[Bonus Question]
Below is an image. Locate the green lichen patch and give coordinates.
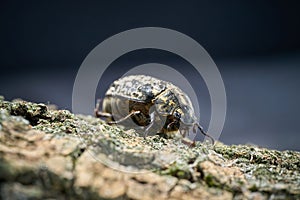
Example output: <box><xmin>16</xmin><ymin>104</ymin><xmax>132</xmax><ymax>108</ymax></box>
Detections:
<box><xmin>213</xmin><ymin>142</ymin><xmax>300</xmax><ymax>197</ymax></box>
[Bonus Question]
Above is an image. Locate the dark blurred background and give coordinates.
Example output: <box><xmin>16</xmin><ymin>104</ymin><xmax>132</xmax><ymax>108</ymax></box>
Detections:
<box><xmin>0</xmin><ymin>1</ymin><xmax>299</xmax><ymax>150</ymax></box>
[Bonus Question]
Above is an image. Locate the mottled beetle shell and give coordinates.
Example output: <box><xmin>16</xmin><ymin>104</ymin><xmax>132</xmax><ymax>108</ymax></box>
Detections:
<box><xmin>102</xmin><ymin>75</ymin><xmax>198</xmax><ymax>136</ymax></box>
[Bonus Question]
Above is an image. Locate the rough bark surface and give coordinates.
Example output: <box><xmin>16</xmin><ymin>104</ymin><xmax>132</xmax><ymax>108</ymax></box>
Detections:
<box><xmin>0</xmin><ymin>97</ymin><xmax>299</xmax><ymax>200</ymax></box>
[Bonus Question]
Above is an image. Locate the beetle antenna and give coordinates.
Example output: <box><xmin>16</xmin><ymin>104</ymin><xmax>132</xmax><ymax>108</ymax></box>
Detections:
<box><xmin>196</xmin><ymin>123</ymin><xmax>215</xmax><ymax>144</ymax></box>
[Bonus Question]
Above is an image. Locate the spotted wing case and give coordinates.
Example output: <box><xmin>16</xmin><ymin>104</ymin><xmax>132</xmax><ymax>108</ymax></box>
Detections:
<box><xmin>105</xmin><ymin>75</ymin><xmax>167</xmax><ymax>102</ymax></box>
<box><xmin>105</xmin><ymin>75</ymin><xmax>197</xmax><ymax>124</ymax></box>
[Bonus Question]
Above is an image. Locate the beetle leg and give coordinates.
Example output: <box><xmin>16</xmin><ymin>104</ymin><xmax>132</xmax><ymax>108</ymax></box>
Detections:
<box><xmin>94</xmin><ymin>99</ymin><xmax>112</xmax><ymax>118</ymax></box>
<box><xmin>107</xmin><ymin>110</ymin><xmax>141</xmax><ymax>125</ymax></box>
<box><xmin>95</xmin><ymin>111</ymin><xmax>112</xmax><ymax>118</ymax></box>
<box><xmin>195</xmin><ymin>123</ymin><xmax>215</xmax><ymax>144</ymax></box>
<box><xmin>143</xmin><ymin>122</ymin><xmax>153</xmax><ymax>138</ymax></box>
<box><xmin>167</xmin><ymin>122</ymin><xmax>176</xmax><ymax>131</ymax></box>
<box><xmin>179</xmin><ymin>129</ymin><xmax>184</xmax><ymax>137</ymax></box>
<box><xmin>181</xmin><ymin>128</ymin><xmax>189</xmax><ymax>137</ymax></box>
<box><xmin>193</xmin><ymin>124</ymin><xmax>197</xmax><ymax>133</ymax></box>
<box><xmin>142</xmin><ymin>111</ymin><xmax>157</xmax><ymax>138</ymax></box>
<box><xmin>181</xmin><ymin>138</ymin><xmax>196</xmax><ymax>148</ymax></box>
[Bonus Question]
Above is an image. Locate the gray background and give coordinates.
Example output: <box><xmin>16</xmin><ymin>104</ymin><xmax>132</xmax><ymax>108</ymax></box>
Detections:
<box><xmin>0</xmin><ymin>1</ymin><xmax>299</xmax><ymax>151</ymax></box>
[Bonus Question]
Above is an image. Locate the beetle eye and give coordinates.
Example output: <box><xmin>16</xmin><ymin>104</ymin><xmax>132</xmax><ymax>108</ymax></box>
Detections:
<box><xmin>174</xmin><ymin>112</ymin><xmax>181</xmax><ymax>119</ymax></box>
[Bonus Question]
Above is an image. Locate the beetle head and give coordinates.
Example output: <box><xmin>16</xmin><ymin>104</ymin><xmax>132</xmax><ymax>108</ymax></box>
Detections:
<box><xmin>174</xmin><ymin>107</ymin><xmax>215</xmax><ymax>144</ymax></box>
<box><xmin>174</xmin><ymin>106</ymin><xmax>197</xmax><ymax>125</ymax></box>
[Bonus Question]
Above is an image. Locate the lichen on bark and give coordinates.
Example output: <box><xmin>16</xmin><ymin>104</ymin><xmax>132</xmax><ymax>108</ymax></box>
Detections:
<box><xmin>0</xmin><ymin>97</ymin><xmax>299</xmax><ymax>199</ymax></box>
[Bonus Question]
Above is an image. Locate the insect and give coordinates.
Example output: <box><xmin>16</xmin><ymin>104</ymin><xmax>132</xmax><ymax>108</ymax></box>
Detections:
<box><xmin>95</xmin><ymin>75</ymin><xmax>214</xmax><ymax>145</ymax></box>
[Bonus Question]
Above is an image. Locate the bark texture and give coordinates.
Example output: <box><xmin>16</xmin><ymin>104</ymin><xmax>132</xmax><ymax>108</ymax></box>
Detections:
<box><xmin>0</xmin><ymin>98</ymin><xmax>299</xmax><ymax>200</ymax></box>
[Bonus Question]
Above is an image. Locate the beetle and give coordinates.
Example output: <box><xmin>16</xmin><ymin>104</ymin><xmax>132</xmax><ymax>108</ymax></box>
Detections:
<box><xmin>94</xmin><ymin>75</ymin><xmax>214</xmax><ymax>145</ymax></box>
